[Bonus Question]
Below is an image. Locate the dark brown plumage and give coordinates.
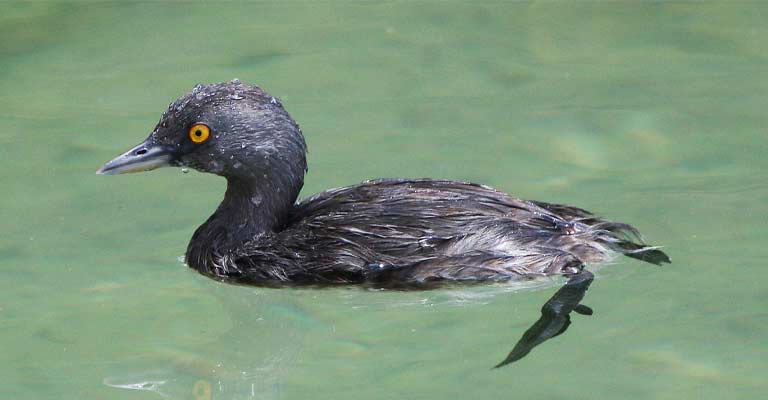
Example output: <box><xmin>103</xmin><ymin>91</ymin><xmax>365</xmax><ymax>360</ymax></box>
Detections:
<box><xmin>98</xmin><ymin>80</ymin><xmax>669</xmax><ymax>287</ymax></box>
<box><xmin>98</xmin><ymin>81</ymin><xmax>672</xmax><ymax>366</ymax></box>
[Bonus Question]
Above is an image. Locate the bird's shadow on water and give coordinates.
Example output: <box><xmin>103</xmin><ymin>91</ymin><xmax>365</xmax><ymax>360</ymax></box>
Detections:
<box><xmin>102</xmin><ymin>272</ymin><xmax>595</xmax><ymax>399</ymax></box>
<box><xmin>339</xmin><ymin>270</ymin><xmax>595</xmax><ymax>369</ymax></box>
<box><xmin>351</xmin><ymin>270</ymin><xmax>596</xmax><ymax>369</ymax></box>
<box><xmin>494</xmin><ymin>270</ymin><xmax>594</xmax><ymax>368</ymax></box>
<box><xmin>362</xmin><ymin>270</ymin><xmax>596</xmax><ymax>368</ymax></box>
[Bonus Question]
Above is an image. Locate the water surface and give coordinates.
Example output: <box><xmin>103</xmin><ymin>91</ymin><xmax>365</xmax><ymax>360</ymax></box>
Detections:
<box><xmin>1</xmin><ymin>2</ymin><xmax>766</xmax><ymax>399</ymax></box>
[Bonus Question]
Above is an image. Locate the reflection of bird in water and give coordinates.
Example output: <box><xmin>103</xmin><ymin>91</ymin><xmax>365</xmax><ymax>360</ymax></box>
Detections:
<box><xmin>98</xmin><ymin>81</ymin><xmax>669</xmax><ymax>366</ymax></box>
<box><xmin>102</xmin><ymin>308</ymin><xmax>304</xmax><ymax>398</ymax></box>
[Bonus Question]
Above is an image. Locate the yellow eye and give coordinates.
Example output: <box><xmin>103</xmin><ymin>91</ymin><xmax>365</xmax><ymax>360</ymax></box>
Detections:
<box><xmin>189</xmin><ymin>124</ymin><xmax>210</xmax><ymax>144</ymax></box>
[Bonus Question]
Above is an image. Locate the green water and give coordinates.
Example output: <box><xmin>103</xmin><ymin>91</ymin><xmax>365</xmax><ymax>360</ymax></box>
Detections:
<box><xmin>2</xmin><ymin>2</ymin><xmax>766</xmax><ymax>399</ymax></box>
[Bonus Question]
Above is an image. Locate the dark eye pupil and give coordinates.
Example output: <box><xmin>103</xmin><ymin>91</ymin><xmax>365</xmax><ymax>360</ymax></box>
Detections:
<box><xmin>195</xmin><ymin>130</ymin><xmax>202</xmax><ymax>136</ymax></box>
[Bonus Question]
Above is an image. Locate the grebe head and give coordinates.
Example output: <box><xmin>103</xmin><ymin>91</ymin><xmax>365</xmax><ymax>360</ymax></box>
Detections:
<box><xmin>97</xmin><ymin>80</ymin><xmax>307</xmax><ymax>186</ymax></box>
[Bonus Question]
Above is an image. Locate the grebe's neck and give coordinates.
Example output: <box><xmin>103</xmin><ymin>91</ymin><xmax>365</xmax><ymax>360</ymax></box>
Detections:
<box><xmin>185</xmin><ymin>175</ymin><xmax>301</xmax><ymax>275</ymax></box>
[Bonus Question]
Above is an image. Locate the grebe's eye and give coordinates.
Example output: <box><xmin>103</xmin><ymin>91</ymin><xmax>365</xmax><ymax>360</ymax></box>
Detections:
<box><xmin>189</xmin><ymin>124</ymin><xmax>210</xmax><ymax>144</ymax></box>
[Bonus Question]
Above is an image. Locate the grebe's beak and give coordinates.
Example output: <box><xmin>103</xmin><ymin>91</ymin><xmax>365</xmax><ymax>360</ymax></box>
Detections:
<box><xmin>97</xmin><ymin>138</ymin><xmax>175</xmax><ymax>175</ymax></box>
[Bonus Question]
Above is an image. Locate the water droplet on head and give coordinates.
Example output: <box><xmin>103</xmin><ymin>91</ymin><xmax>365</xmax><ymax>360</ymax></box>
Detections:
<box><xmin>230</xmin><ymin>78</ymin><xmax>241</xmax><ymax>84</ymax></box>
<box><xmin>209</xmin><ymin>161</ymin><xmax>223</xmax><ymax>173</ymax></box>
<box><xmin>229</xmin><ymin>93</ymin><xmax>244</xmax><ymax>100</ymax></box>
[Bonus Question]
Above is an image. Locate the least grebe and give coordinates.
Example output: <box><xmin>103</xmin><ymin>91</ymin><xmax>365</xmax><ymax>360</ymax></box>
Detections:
<box><xmin>98</xmin><ymin>81</ymin><xmax>668</xmax><ymax>286</ymax></box>
<box><xmin>98</xmin><ymin>81</ymin><xmax>670</xmax><ymax>366</ymax></box>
